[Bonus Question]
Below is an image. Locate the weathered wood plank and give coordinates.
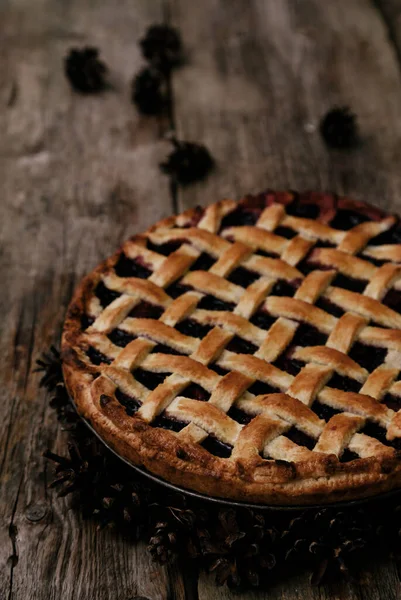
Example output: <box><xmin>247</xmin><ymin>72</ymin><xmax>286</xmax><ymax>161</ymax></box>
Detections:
<box><xmin>169</xmin><ymin>0</ymin><xmax>401</xmax><ymax>598</ymax></box>
<box><xmin>171</xmin><ymin>0</ymin><xmax>401</xmax><ymax>214</ymax></box>
<box><xmin>0</xmin><ymin>1</ymin><xmax>179</xmax><ymax>599</ymax></box>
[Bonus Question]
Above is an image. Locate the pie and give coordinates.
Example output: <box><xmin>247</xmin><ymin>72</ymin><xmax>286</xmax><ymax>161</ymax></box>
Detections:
<box><xmin>62</xmin><ymin>191</ymin><xmax>401</xmax><ymax>505</ymax></box>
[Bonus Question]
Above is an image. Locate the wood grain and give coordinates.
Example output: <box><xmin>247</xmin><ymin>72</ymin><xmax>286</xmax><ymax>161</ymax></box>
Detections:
<box><xmin>2</xmin><ymin>0</ymin><xmax>401</xmax><ymax>599</ymax></box>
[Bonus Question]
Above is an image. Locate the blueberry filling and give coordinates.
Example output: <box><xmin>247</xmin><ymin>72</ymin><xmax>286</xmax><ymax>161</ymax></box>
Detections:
<box><xmin>189</xmin><ymin>252</ymin><xmax>215</xmax><ymax>271</ymax></box>
<box><xmin>382</xmin><ymin>394</ymin><xmax>401</xmax><ymax>412</ymax></box>
<box><xmin>274</xmin><ymin>226</ymin><xmax>297</xmax><ymax>239</ymax></box>
<box><xmin>248</xmin><ymin>381</ymin><xmax>280</xmax><ymax>396</ymax></box>
<box><xmin>333</xmin><ymin>274</ymin><xmax>367</xmax><ymax>294</ymax></box>
<box><xmin>146</xmin><ymin>240</ymin><xmax>183</xmax><ymax>255</ymax></box>
<box><xmin>198</xmin><ymin>295</ymin><xmax>235</xmax><ymax>311</ymax></box>
<box><xmin>250</xmin><ymin>310</ymin><xmax>275</xmax><ymax>330</ymax></box>
<box><xmin>115</xmin><ymin>389</ymin><xmax>140</xmax><ymax>416</ymax></box>
<box><xmin>227</xmin><ymin>406</ymin><xmax>253</xmax><ymax>425</ymax></box>
<box><xmin>152</xmin><ymin>343</ymin><xmax>183</xmax><ymax>356</ymax></box>
<box><xmin>81</xmin><ymin>314</ymin><xmax>95</xmax><ymax>330</ymax></box>
<box><xmin>349</xmin><ymin>342</ymin><xmax>387</xmax><ymax>372</ymax></box>
<box><xmin>315</xmin><ymin>297</ymin><xmax>344</xmax><ymax>318</ymax></box>
<box><xmin>152</xmin><ymin>412</ymin><xmax>187</xmax><ymax>432</ymax></box>
<box><xmin>255</xmin><ymin>249</ymin><xmax>279</xmax><ymax>258</ymax></box>
<box><xmin>360</xmin><ymin>422</ymin><xmax>401</xmax><ymax>451</ymax></box>
<box><xmin>285</xmin><ymin>426</ymin><xmax>315</xmax><ymax>450</ymax></box>
<box><xmin>114</xmin><ymin>254</ymin><xmax>152</xmax><ymax>278</ymax></box>
<box><xmin>165</xmin><ymin>282</ymin><xmax>192</xmax><ymax>299</ymax></box>
<box><xmin>273</xmin><ymin>355</ymin><xmax>304</xmax><ymax>376</ymax></box>
<box><xmin>183</xmin><ymin>383</ymin><xmax>210</xmax><ymax>401</ymax></box>
<box><xmin>209</xmin><ymin>364</ymin><xmax>229</xmax><ymax>377</ymax></box>
<box><xmin>134</xmin><ymin>368</ymin><xmax>169</xmax><ymax>389</ymax></box>
<box><xmin>220</xmin><ymin>207</ymin><xmax>259</xmax><ymax>230</ymax></box>
<box><xmin>340</xmin><ymin>449</ymin><xmax>360</xmax><ymax>463</ymax></box>
<box><xmin>330</xmin><ymin>210</ymin><xmax>370</xmax><ymax>230</ymax></box>
<box><xmin>292</xmin><ymin>324</ymin><xmax>327</xmax><ymax>347</ymax></box>
<box><xmin>228</xmin><ymin>267</ymin><xmax>259</xmax><ymax>288</ymax></box>
<box><xmin>201</xmin><ymin>435</ymin><xmax>232</xmax><ymax>458</ymax></box>
<box><xmin>271</xmin><ymin>280</ymin><xmax>298</xmax><ymax>297</ymax></box>
<box><xmin>313</xmin><ymin>402</ymin><xmax>342</xmax><ymax>421</ymax></box>
<box><xmin>86</xmin><ymin>346</ymin><xmax>112</xmax><ymax>366</ymax></box>
<box><xmin>128</xmin><ymin>301</ymin><xmax>164</xmax><ymax>319</ymax></box>
<box><xmin>107</xmin><ymin>329</ymin><xmax>136</xmax><ymax>347</ymax></box>
<box><xmin>176</xmin><ymin>319</ymin><xmax>213</xmax><ymax>338</ymax></box>
<box><xmin>95</xmin><ymin>281</ymin><xmax>121</xmax><ymax>307</ymax></box>
<box><xmin>368</xmin><ymin>225</ymin><xmax>401</xmax><ymax>246</ymax></box>
<box><xmin>382</xmin><ymin>289</ymin><xmax>401</xmax><ymax>313</ymax></box>
<box><xmin>328</xmin><ymin>373</ymin><xmax>361</xmax><ymax>393</ymax></box>
<box><xmin>285</xmin><ymin>200</ymin><xmax>319</xmax><ymax>220</ymax></box>
<box><xmin>226</xmin><ymin>336</ymin><xmax>258</xmax><ymax>354</ymax></box>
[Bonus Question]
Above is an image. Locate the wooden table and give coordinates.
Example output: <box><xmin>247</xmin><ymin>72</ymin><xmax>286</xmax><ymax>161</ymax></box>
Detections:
<box><xmin>2</xmin><ymin>1</ymin><xmax>401</xmax><ymax>598</ymax></box>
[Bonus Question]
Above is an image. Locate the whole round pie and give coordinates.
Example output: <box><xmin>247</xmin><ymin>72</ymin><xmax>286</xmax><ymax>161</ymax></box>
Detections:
<box><xmin>62</xmin><ymin>191</ymin><xmax>401</xmax><ymax>505</ymax></box>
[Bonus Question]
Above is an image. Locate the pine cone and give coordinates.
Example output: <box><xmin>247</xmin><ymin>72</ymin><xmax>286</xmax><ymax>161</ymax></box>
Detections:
<box><xmin>139</xmin><ymin>25</ymin><xmax>183</xmax><ymax>72</ymax></box>
<box><xmin>160</xmin><ymin>138</ymin><xmax>214</xmax><ymax>185</ymax></box>
<box><xmin>148</xmin><ymin>503</ymin><xmax>199</xmax><ymax>563</ymax></box>
<box><xmin>132</xmin><ymin>67</ymin><xmax>167</xmax><ymax>115</ymax></box>
<box><xmin>200</xmin><ymin>509</ymin><xmax>277</xmax><ymax>589</ymax></box>
<box><xmin>35</xmin><ymin>346</ymin><xmax>62</xmax><ymax>391</ymax></box>
<box><xmin>64</xmin><ymin>47</ymin><xmax>108</xmax><ymax>93</ymax></box>
<box><xmin>320</xmin><ymin>106</ymin><xmax>359</xmax><ymax>149</ymax></box>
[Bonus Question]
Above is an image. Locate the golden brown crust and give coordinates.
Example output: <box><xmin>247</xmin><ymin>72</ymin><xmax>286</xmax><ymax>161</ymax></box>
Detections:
<box><xmin>62</xmin><ymin>191</ymin><xmax>401</xmax><ymax>505</ymax></box>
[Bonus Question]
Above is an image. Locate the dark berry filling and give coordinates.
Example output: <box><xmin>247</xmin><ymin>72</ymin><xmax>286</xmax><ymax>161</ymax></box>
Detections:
<box><xmin>255</xmin><ymin>249</ymin><xmax>280</xmax><ymax>258</ymax></box>
<box><xmin>220</xmin><ymin>207</ymin><xmax>259</xmax><ymax>229</ymax></box>
<box><xmin>360</xmin><ymin>422</ymin><xmax>401</xmax><ymax>451</ymax></box>
<box><xmin>226</xmin><ymin>336</ymin><xmax>258</xmax><ymax>354</ymax></box>
<box><xmin>128</xmin><ymin>301</ymin><xmax>164</xmax><ymax>319</ymax></box>
<box><xmin>349</xmin><ymin>342</ymin><xmax>387</xmax><ymax>372</ymax></box>
<box><xmin>368</xmin><ymin>225</ymin><xmax>401</xmax><ymax>246</ymax></box>
<box><xmin>114</xmin><ymin>254</ymin><xmax>152</xmax><ymax>278</ymax></box>
<box><xmin>209</xmin><ymin>364</ymin><xmax>229</xmax><ymax>377</ymax></box>
<box><xmin>313</xmin><ymin>402</ymin><xmax>342</xmax><ymax>421</ymax></box>
<box><xmin>292</xmin><ymin>324</ymin><xmax>327</xmax><ymax>347</ymax></box>
<box><xmin>333</xmin><ymin>273</ymin><xmax>366</xmax><ymax>294</ymax></box>
<box><xmin>382</xmin><ymin>393</ymin><xmax>401</xmax><ymax>411</ymax></box>
<box><xmin>152</xmin><ymin>412</ymin><xmax>187</xmax><ymax>432</ymax></box>
<box><xmin>107</xmin><ymin>329</ymin><xmax>136</xmax><ymax>347</ymax></box>
<box><xmin>95</xmin><ymin>281</ymin><xmax>121</xmax><ymax>307</ymax></box>
<box><xmin>340</xmin><ymin>449</ymin><xmax>360</xmax><ymax>463</ymax></box>
<box><xmin>330</xmin><ymin>210</ymin><xmax>370</xmax><ymax>230</ymax></box>
<box><xmin>166</xmin><ymin>282</ymin><xmax>192</xmax><ymax>299</ymax></box>
<box><xmin>271</xmin><ymin>280</ymin><xmax>298</xmax><ymax>297</ymax></box>
<box><xmin>81</xmin><ymin>314</ymin><xmax>95</xmax><ymax>330</ymax></box>
<box><xmin>274</xmin><ymin>226</ymin><xmax>297</xmax><ymax>239</ymax></box>
<box><xmin>147</xmin><ymin>240</ymin><xmax>183</xmax><ymax>255</ymax></box>
<box><xmin>250</xmin><ymin>310</ymin><xmax>275</xmax><ymax>330</ymax></box>
<box><xmin>189</xmin><ymin>252</ymin><xmax>215</xmax><ymax>271</ymax></box>
<box><xmin>183</xmin><ymin>383</ymin><xmax>210</xmax><ymax>402</ymax></box>
<box><xmin>201</xmin><ymin>435</ymin><xmax>232</xmax><ymax>458</ymax></box>
<box><xmin>285</xmin><ymin>426</ymin><xmax>315</xmax><ymax>450</ymax></box>
<box><xmin>285</xmin><ymin>200</ymin><xmax>319</xmax><ymax>220</ymax></box>
<box><xmin>228</xmin><ymin>267</ymin><xmax>259</xmax><ymax>288</ymax></box>
<box><xmin>86</xmin><ymin>346</ymin><xmax>112</xmax><ymax>366</ymax></box>
<box><xmin>248</xmin><ymin>381</ymin><xmax>281</xmax><ymax>396</ymax></box>
<box><xmin>152</xmin><ymin>343</ymin><xmax>183</xmax><ymax>356</ymax></box>
<box><xmin>115</xmin><ymin>389</ymin><xmax>140</xmax><ymax>416</ymax></box>
<box><xmin>176</xmin><ymin>319</ymin><xmax>213</xmax><ymax>338</ymax></box>
<box><xmin>133</xmin><ymin>368</ymin><xmax>169</xmax><ymax>389</ymax></box>
<box><xmin>315</xmin><ymin>297</ymin><xmax>344</xmax><ymax>318</ymax></box>
<box><xmin>198</xmin><ymin>295</ymin><xmax>235</xmax><ymax>311</ymax></box>
<box><xmin>227</xmin><ymin>406</ymin><xmax>253</xmax><ymax>425</ymax></box>
<box><xmin>382</xmin><ymin>289</ymin><xmax>401</xmax><ymax>313</ymax></box>
<box><xmin>328</xmin><ymin>373</ymin><xmax>361</xmax><ymax>393</ymax></box>
<box><xmin>273</xmin><ymin>355</ymin><xmax>304</xmax><ymax>376</ymax></box>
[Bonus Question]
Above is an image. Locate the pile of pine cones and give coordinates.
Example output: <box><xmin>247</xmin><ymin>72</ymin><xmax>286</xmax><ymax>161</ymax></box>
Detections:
<box><xmin>37</xmin><ymin>348</ymin><xmax>401</xmax><ymax>591</ymax></box>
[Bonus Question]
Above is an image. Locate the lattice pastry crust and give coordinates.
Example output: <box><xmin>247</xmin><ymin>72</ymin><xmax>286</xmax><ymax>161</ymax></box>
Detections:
<box><xmin>62</xmin><ymin>191</ymin><xmax>401</xmax><ymax>505</ymax></box>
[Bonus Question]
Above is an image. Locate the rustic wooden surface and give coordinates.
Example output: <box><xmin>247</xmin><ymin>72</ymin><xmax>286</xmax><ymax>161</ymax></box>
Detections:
<box><xmin>2</xmin><ymin>0</ymin><xmax>401</xmax><ymax>598</ymax></box>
